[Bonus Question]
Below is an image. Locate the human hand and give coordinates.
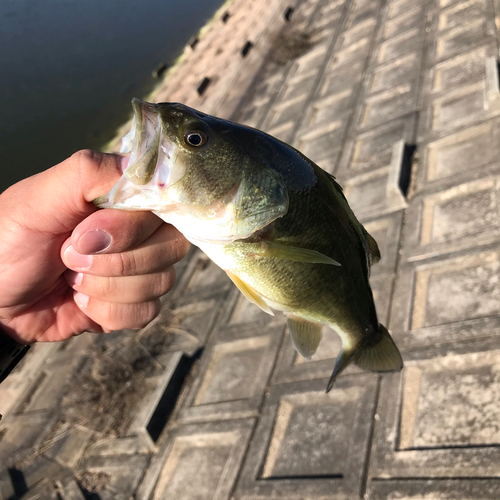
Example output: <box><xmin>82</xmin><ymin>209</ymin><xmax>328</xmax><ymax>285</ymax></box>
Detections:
<box><xmin>0</xmin><ymin>150</ymin><xmax>190</xmax><ymax>344</ymax></box>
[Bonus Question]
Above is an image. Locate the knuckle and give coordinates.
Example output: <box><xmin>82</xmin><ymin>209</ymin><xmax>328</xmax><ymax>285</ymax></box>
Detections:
<box><xmin>157</xmin><ymin>268</ymin><xmax>176</xmax><ymax>296</ymax></box>
<box><xmin>71</xmin><ymin>150</ymin><xmax>105</xmax><ymax>185</ymax></box>
<box><xmin>98</xmin><ymin>276</ymin><xmax>115</xmax><ymax>297</ymax></box>
<box><xmin>175</xmin><ymin>237</ymin><xmax>191</xmax><ymax>262</ymax></box>
<box><xmin>146</xmin><ymin>299</ymin><xmax>162</xmax><ymax>324</ymax></box>
<box><xmin>117</xmin><ymin>252</ymin><xmax>137</xmax><ymax>276</ymax></box>
<box><xmin>98</xmin><ymin>300</ymin><xmax>161</xmax><ymax>331</ymax></box>
<box><xmin>71</xmin><ymin>149</ymin><xmax>103</xmax><ymax>170</ymax></box>
<box><xmin>134</xmin><ymin>301</ymin><xmax>161</xmax><ymax>329</ymax></box>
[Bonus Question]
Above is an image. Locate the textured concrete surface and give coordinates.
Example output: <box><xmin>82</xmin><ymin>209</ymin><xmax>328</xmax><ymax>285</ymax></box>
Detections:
<box><xmin>2</xmin><ymin>0</ymin><xmax>500</xmax><ymax>497</ymax></box>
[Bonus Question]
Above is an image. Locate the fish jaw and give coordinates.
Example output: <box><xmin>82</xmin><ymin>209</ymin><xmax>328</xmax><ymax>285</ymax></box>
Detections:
<box><xmin>94</xmin><ymin>99</ymin><xmax>183</xmax><ymax>212</ymax></box>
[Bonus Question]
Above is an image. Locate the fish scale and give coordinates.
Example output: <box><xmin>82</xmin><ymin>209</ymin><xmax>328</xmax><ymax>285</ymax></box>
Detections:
<box><xmin>95</xmin><ymin>98</ymin><xmax>403</xmax><ymax>391</ymax></box>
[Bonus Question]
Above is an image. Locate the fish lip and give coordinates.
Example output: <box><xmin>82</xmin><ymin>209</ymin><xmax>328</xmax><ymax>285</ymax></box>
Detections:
<box><xmin>121</xmin><ymin>99</ymin><xmax>167</xmax><ymax>186</ymax></box>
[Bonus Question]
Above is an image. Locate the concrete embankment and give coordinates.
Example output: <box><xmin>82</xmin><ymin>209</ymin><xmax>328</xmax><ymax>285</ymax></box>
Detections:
<box><xmin>3</xmin><ymin>0</ymin><xmax>500</xmax><ymax>497</ymax></box>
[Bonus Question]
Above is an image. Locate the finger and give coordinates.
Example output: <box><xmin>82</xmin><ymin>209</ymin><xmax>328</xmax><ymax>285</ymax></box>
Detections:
<box><xmin>70</xmin><ymin>208</ymin><xmax>163</xmax><ymax>255</ymax></box>
<box><xmin>6</xmin><ymin>150</ymin><xmax>128</xmax><ymax>234</ymax></box>
<box><xmin>62</xmin><ymin>224</ymin><xmax>190</xmax><ymax>277</ymax></box>
<box><xmin>65</xmin><ymin>267</ymin><xmax>176</xmax><ymax>303</ymax></box>
<box><xmin>73</xmin><ymin>293</ymin><xmax>161</xmax><ymax>331</ymax></box>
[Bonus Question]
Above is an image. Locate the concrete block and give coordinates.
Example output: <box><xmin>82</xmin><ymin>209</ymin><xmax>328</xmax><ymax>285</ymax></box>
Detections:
<box><xmin>373</xmin><ymin>352</ymin><xmax>500</xmax><ymax>478</ymax></box>
<box><xmin>328</xmin><ymin>37</ymin><xmax>371</xmax><ymax>71</ymax></box>
<box><xmin>431</xmin><ymin>18</ymin><xmax>495</xmax><ymax>63</ymax></box>
<box><xmin>141</xmin><ymin>297</ymin><xmax>222</xmax><ymax>360</ymax></box>
<box><xmin>339</xmin><ymin>114</ymin><xmax>416</xmax><ymax>175</ymax></box>
<box><xmin>429</xmin><ymin>44</ymin><xmax>493</xmax><ymax>95</ymax></box>
<box><xmin>369</xmin><ymin>478</ymin><xmax>500</xmax><ymax>499</ymax></box>
<box><xmin>382</xmin><ymin>6</ymin><xmax>424</xmax><ymax>39</ymax></box>
<box><xmin>437</xmin><ymin>0</ymin><xmax>487</xmax><ymax>32</ymax></box>
<box><xmin>343</xmin><ymin>166</ymin><xmax>391</xmax><ymax>218</ymax></box>
<box><xmin>236</xmin><ymin>377</ymin><xmax>378</xmax><ymax>498</ymax></box>
<box><xmin>43</xmin><ymin>424</ymin><xmax>94</xmax><ymax>468</ymax></box>
<box><xmin>429</xmin><ymin>82</ymin><xmax>490</xmax><ymax>132</ymax></box>
<box><xmin>373</xmin><ymin>28</ymin><xmax>421</xmax><ymax>65</ymax></box>
<box><xmin>357</xmin><ymin>83</ymin><xmax>417</xmax><ymax>130</ymax></box>
<box><xmin>267</xmin><ymin>95</ymin><xmax>308</xmax><ymax>128</ymax></box>
<box><xmin>306</xmin><ymin>89</ymin><xmax>354</xmax><ymax>127</ymax></box>
<box><xmin>417</xmin><ymin>118</ymin><xmax>500</xmax><ymax>191</ymax></box>
<box><xmin>295</xmin><ymin>121</ymin><xmax>346</xmax><ymax>163</ymax></box>
<box><xmin>136</xmin><ymin>420</ymin><xmax>254</xmax><ymax>500</ymax></box>
<box><xmin>0</xmin><ymin>412</ymin><xmax>55</xmax><ymax>468</ymax></box>
<box><xmin>290</xmin><ymin>45</ymin><xmax>329</xmax><ymax>78</ymax></box>
<box><xmin>179</xmin><ymin>323</ymin><xmax>284</xmax><ymax>423</ymax></box>
<box><xmin>346</xmin><ymin>7</ymin><xmax>378</xmax><ymax>32</ymax></box>
<box><xmin>0</xmin><ymin>342</ymin><xmax>58</xmax><ymax>418</ymax></box>
<box><xmin>387</xmin><ymin>0</ymin><xmax>422</xmax><ymax>19</ymax></box>
<box><xmin>404</xmin><ymin>175</ymin><xmax>500</xmax><ymax>260</ymax></box>
<box><xmin>280</xmin><ymin>71</ymin><xmax>318</xmax><ymax>102</ymax></box>
<box><xmin>366</xmin><ymin>52</ymin><xmax>420</xmax><ymax>94</ymax></box>
<box><xmin>338</xmin><ymin>18</ymin><xmax>377</xmax><ymax>48</ymax></box>
<box><xmin>318</xmin><ymin>60</ymin><xmax>364</xmax><ymax>98</ymax></box>
<box><xmin>391</xmin><ymin>246</ymin><xmax>500</xmax><ymax>351</ymax></box>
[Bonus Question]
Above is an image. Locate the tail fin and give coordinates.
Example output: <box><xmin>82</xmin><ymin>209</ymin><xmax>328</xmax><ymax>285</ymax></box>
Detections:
<box><xmin>354</xmin><ymin>324</ymin><xmax>403</xmax><ymax>373</ymax></box>
<box><xmin>326</xmin><ymin>325</ymin><xmax>403</xmax><ymax>393</ymax></box>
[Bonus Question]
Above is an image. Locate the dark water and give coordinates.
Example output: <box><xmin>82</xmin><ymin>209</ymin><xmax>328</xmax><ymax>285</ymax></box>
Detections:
<box><xmin>0</xmin><ymin>0</ymin><xmax>224</xmax><ymax>192</ymax></box>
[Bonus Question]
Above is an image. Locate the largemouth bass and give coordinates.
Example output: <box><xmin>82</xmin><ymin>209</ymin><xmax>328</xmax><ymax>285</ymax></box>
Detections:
<box><xmin>95</xmin><ymin>98</ymin><xmax>403</xmax><ymax>391</ymax></box>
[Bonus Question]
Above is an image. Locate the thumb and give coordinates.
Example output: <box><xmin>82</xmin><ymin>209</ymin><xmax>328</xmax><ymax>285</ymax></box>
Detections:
<box><xmin>4</xmin><ymin>150</ymin><xmax>126</xmax><ymax>234</ymax></box>
<box><xmin>0</xmin><ymin>150</ymin><xmax>127</xmax><ymax>311</ymax></box>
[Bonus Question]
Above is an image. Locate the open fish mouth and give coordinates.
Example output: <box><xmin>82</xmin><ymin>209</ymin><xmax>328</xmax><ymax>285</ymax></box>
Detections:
<box><xmin>94</xmin><ymin>98</ymin><xmax>180</xmax><ymax>211</ymax></box>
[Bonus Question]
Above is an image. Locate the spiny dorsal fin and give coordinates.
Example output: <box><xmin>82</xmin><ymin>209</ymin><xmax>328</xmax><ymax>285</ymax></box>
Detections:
<box><xmin>323</xmin><ymin>170</ymin><xmax>380</xmax><ymax>270</ymax></box>
<box><xmin>287</xmin><ymin>315</ymin><xmax>323</xmax><ymax>360</ymax></box>
<box><xmin>364</xmin><ymin>230</ymin><xmax>381</xmax><ymax>265</ymax></box>
<box><xmin>226</xmin><ymin>271</ymin><xmax>274</xmax><ymax>316</ymax></box>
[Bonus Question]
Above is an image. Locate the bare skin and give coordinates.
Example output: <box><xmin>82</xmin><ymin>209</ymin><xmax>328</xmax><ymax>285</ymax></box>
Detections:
<box><xmin>0</xmin><ymin>150</ymin><xmax>190</xmax><ymax>344</ymax></box>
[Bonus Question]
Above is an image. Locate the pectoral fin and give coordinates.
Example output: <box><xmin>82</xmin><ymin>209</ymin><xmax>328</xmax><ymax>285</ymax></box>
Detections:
<box><xmin>287</xmin><ymin>315</ymin><xmax>323</xmax><ymax>360</ymax></box>
<box><xmin>226</xmin><ymin>271</ymin><xmax>274</xmax><ymax>316</ymax></box>
<box><xmin>258</xmin><ymin>242</ymin><xmax>340</xmax><ymax>266</ymax></box>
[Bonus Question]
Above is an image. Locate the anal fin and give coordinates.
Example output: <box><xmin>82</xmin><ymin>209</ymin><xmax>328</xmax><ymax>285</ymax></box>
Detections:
<box><xmin>326</xmin><ymin>348</ymin><xmax>355</xmax><ymax>393</ymax></box>
<box><xmin>226</xmin><ymin>271</ymin><xmax>274</xmax><ymax>316</ymax></box>
<box><xmin>287</xmin><ymin>315</ymin><xmax>323</xmax><ymax>360</ymax></box>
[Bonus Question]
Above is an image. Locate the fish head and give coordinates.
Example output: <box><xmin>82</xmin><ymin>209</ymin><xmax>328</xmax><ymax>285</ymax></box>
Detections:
<box><xmin>95</xmin><ymin>99</ymin><xmax>289</xmax><ymax>243</ymax></box>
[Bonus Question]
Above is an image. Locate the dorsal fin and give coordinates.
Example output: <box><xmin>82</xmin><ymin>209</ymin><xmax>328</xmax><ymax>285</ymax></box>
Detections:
<box><xmin>322</xmin><ymin>170</ymin><xmax>381</xmax><ymax>272</ymax></box>
<box><xmin>364</xmin><ymin>230</ymin><xmax>381</xmax><ymax>265</ymax></box>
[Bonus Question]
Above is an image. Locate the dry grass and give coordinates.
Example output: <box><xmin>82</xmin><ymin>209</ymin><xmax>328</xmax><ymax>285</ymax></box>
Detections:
<box><xmin>268</xmin><ymin>23</ymin><xmax>317</xmax><ymax>65</ymax></box>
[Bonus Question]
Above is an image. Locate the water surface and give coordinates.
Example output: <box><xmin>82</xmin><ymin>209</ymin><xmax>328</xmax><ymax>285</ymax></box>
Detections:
<box><xmin>0</xmin><ymin>0</ymin><xmax>224</xmax><ymax>192</ymax></box>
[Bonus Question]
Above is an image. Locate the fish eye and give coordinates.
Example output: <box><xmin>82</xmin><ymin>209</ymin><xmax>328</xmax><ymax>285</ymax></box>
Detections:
<box><xmin>184</xmin><ymin>130</ymin><xmax>208</xmax><ymax>147</ymax></box>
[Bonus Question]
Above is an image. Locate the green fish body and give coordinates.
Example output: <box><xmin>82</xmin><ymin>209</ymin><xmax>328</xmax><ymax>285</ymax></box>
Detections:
<box><xmin>95</xmin><ymin>99</ymin><xmax>403</xmax><ymax>391</ymax></box>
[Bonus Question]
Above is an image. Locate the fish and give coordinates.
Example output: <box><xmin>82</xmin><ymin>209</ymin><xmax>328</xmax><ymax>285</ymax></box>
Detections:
<box><xmin>94</xmin><ymin>98</ymin><xmax>403</xmax><ymax>392</ymax></box>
